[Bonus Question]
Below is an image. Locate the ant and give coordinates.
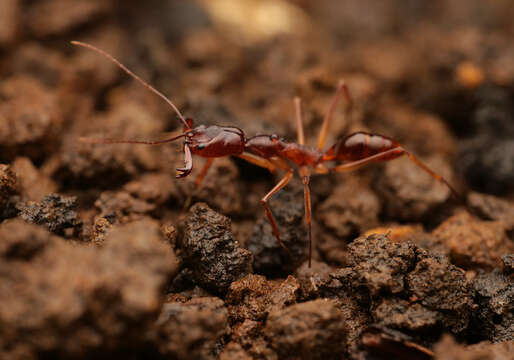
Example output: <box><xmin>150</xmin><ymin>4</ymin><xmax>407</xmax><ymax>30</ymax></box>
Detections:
<box><xmin>72</xmin><ymin>41</ymin><xmax>461</xmax><ymax>268</ymax></box>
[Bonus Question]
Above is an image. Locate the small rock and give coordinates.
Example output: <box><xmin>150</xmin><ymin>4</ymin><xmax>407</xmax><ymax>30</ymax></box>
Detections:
<box><xmin>180</xmin><ymin>203</ymin><xmax>252</xmax><ymax>294</ymax></box>
<box><xmin>265</xmin><ymin>299</ymin><xmax>347</xmax><ymax>360</ymax></box>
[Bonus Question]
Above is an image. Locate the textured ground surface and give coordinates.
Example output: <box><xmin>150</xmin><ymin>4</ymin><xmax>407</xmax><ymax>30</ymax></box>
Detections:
<box><xmin>0</xmin><ymin>1</ymin><xmax>513</xmax><ymax>359</ymax></box>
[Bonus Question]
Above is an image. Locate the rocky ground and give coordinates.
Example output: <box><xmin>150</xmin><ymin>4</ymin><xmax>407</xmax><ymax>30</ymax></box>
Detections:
<box><xmin>0</xmin><ymin>0</ymin><xmax>513</xmax><ymax>359</ymax></box>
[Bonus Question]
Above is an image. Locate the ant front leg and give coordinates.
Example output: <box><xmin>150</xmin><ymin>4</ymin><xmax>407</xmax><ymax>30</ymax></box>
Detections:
<box><xmin>176</xmin><ymin>144</ymin><xmax>193</xmax><ymax>178</ymax></box>
<box><xmin>194</xmin><ymin>158</ymin><xmax>215</xmax><ymax>188</ymax></box>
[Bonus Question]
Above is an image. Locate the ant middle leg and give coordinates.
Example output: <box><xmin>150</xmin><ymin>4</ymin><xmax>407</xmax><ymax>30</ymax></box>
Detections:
<box><xmin>298</xmin><ymin>166</ymin><xmax>312</xmax><ymax>267</ymax></box>
<box><xmin>261</xmin><ymin>170</ymin><xmax>294</xmax><ymax>257</ymax></box>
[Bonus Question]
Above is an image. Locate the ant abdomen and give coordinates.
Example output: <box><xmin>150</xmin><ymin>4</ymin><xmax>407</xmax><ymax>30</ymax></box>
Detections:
<box><xmin>323</xmin><ymin>131</ymin><xmax>402</xmax><ymax>162</ymax></box>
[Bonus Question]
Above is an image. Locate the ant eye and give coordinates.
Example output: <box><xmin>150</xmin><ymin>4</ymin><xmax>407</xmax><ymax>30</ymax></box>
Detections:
<box><xmin>271</xmin><ymin>134</ymin><xmax>278</xmax><ymax>140</ymax></box>
<box><xmin>197</xmin><ymin>144</ymin><xmax>205</xmax><ymax>150</ymax></box>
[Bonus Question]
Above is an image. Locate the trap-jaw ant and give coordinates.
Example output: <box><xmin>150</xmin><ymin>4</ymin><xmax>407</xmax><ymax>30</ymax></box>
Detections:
<box><xmin>73</xmin><ymin>41</ymin><xmax>461</xmax><ymax>268</ymax></box>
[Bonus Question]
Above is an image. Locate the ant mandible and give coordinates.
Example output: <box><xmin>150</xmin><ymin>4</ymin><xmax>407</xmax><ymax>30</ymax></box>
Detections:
<box><xmin>73</xmin><ymin>41</ymin><xmax>461</xmax><ymax>268</ymax></box>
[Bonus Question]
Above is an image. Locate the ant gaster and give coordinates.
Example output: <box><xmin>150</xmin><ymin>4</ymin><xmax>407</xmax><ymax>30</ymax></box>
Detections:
<box><xmin>73</xmin><ymin>41</ymin><xmax>461</xmax><ymax>268</ymax></box>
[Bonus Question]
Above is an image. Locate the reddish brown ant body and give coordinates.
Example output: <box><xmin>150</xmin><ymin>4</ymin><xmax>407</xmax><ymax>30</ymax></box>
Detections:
<box><xmin>73</xmin><ymin>41</ymin><xmax>460</xmax><ymax>268</ymax></box>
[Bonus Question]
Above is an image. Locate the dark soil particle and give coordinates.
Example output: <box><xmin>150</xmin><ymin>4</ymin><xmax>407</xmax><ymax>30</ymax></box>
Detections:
<box><xmin>179</xmin><ymin>202</ymin><xmax>253</xmax><ymax>294</ymax></box>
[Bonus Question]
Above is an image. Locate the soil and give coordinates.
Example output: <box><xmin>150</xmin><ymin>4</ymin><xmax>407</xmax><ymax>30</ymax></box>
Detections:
<box><xmin>0</xmin><ymin>1</ymin><xmax>513</xmax><ymax>359</ymax></box>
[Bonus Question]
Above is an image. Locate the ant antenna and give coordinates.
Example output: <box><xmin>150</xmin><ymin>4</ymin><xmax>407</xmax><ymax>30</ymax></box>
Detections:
<box><xmin>79</xmin><ymin>132</ymin><xmax>188</xmax><ymax>145</ymax></box>
<box><xmin>71</xmin><ymin>41</ymin><xmax>189</xmax><ymax>129</ymax></box>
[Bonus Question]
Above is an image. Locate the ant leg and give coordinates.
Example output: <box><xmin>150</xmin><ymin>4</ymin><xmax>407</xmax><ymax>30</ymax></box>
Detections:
<box><xmin>329</xmin><ymin>147</ymin><xmax>461</xmax><ymax>201</ymax></box>
<box><xmin>237</xmin><ymin>152</ymin><xmax>277</xmax><ymax>173</ymax></box>
<box><xmin>294</xmin><ymin>97</ymin><xmax>305</xmax><ymax>145</ymax></box>
<box><xmin>261</xmin><ymin>170</ymin><xmax>294</xmax><ymax>256</ymax></box>
<box><xmin>194</xmin><ymin>158</ymin><xmax>215</xmax><ymax>188</ymax></box>
<box><xmin>329</xmin><ymin>147</ymin><xmax>405</xmax><ymax>173</ymax></box>
<box><xmin>404</xmin><ymin>152</ymin><xmax>462</xmax><ymax>201</ymax></box>
<box><xmin>317</xmin><ymin>80</ymin><xmax>353</xmax><ymax>151</ymax></box>
<box><xmin>299</xmin><ymin>166</ymin><xmax>312</xmax><ymax>267</ymax></box>
<box><xmin>176</xmin><ymin>144</ymin><xmax>193</xmax><ymax>178</ymax></box>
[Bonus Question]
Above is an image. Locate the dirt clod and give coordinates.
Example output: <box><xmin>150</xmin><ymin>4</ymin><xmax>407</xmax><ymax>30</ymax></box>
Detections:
<box><xmin>347</xmin><ymin>234</ymin><xmax>417</xmax><ymax>296</ymax></box>
<box><xmin>155</xmin><ymin>296</ymin><xmax>227</xmax><ymax>360</ymax></box>
<box><xmin>226</xmin><ymin>274</ymin><xmax>299</xmax><ymax>323</ymax></box>
<box><xmin>265</xmin><ymin>299</ymin><xmax>347</xmax><ymax>360</ymax></box>
<box><xmin>472</xmin><ymin>270</ymin><xmax>513</xmax><ymax>342</ymax></box>
<box><xmin>434</xmin><ymin>335</ymin><xmax>514</xmax><ymax>360</ymax></box>
<box><xmin>0</xmin><ymin>218</ymin><xmax>178</xmax><ymax>359</ymax></box>
<box><xmin>0</xmin><ymin>219</ymin><xmax>54</xmax><ymax>260</ymax></box>
<box><xmin>180</xmin><ymin>202</ymin><xmax>253</xmax><ymax>294</ymax></box>
<box><xmin>317</xmin><ymin>177</ymin><xmax>380</xmax><ymax>239</ymax></box>
<box><xmin>432</xmin><ymin>211</ymin><xmax>514</xmax><ymax>270</ymax></box>
<box><xmin>407</xmin><ymin>250</ymin><xmax>474</xmax><ymax>334</ymax></box>
<box><xmin>467</xmin><ymin>192</ymin><xmax>514</xmax><ymax>230</ymax></box>
<box><xmin>374</xmin><ymin>155</ymin><xmax>453</xmax><ymax>221</ymax></box>
<box><xmin>0</xmin><ymin>163</ymin><xmax>19</xmax><ymax>219</ymax></box>
<box><xmin>17</xmin><ymin>193</ymin><xmax>81</xmax><ymax>235</ymax></box>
